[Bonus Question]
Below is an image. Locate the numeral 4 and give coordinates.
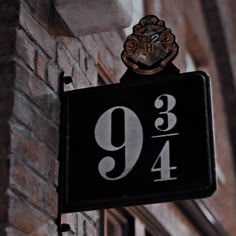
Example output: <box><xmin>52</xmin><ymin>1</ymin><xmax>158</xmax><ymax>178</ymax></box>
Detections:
<box><xmin>151</xmin><ymin>141</ymin><xmax>177</xmax><ymax>182</ymax></box>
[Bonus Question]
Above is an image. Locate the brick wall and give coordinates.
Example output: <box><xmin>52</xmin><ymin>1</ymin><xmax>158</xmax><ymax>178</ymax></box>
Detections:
<box><xmin>0</xmin><ymin>0</ymin><xmax>58</xmax><ymax>235</ymax></box>
<box><xmin>0</xmin><ymin>0</ymin><xmax>100</xmax><ymax>235</ymax></box>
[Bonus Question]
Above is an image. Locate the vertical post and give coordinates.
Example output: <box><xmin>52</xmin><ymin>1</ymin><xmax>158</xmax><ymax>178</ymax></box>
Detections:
<box><xmin>56</xmin><ymin>72</ymin><xmax>72</xmax><ymax>234</ymax></box>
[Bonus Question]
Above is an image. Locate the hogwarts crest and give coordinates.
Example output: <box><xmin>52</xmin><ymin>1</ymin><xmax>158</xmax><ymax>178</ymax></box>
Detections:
<box><xmin>121</xmin><ymin>15</ymin><xmax>179</xmax><ymax>75</ymax></box>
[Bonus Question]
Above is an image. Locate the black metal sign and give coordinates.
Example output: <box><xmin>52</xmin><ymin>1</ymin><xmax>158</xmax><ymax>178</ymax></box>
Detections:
<box><xmin>61</xmin><ymin>71</ymin><xmax>216</xmax><ymax>213</ymax></box>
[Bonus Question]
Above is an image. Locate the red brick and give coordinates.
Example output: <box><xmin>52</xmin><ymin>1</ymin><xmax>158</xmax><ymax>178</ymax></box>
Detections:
<box><xmin>16</xmin><ymin>29</ymin><xmax>35</xmax><ymax>70</ymax></box>
<box><xmin>113</xmin><ymin>57</ymin><xmax>127</xmax><ymax>81</ymax></box>
<box><xmin>9</xmin><ymin>159</ymin><xmax>31</xmax><ymax>198</ymax></box>
<box><xmin>78</xmin><ymin>44</ymin><xmax>87</xmax><ymax>74</ymax></box>
<box><xmin>9</xmin><ymin>157</ymin><xmax>58</xmax><ymax>218</ymax></box>
<box><xmin>61</xmin><ymin>36</ymin><xmax>81</xmax><ymax>62</ymax></box>
<box><xmin>97</xmin><ymin>42</ymin><xmax>115</xmax><ymax>74</ymax></box>
<box><xmin>85</xmin><ymin>55</ymin><xmax>97</xmax><ymax>85</ymax></box>
<box><xmin>19</xmin><ymin>4</ymin><xmax>56</xmax><ymax>58</ymax></box>
<box><xmin>12</xmin><ymin>90</ymin><xmax>59</xmax><ymax>152</ymax></box>
<box><xmin>48</xmin><ymin>158</ymin><xmax>59</xmax><ymax>187</ymax></box>
<box><xmin>30</xmin><ymin>178</ymin><xmax>44</xmax><ymax>210</ymax></box>
<box><xmin>25</xmin><ymin>220</ymin><xmax>57</xmax><ymax>236</ymax></box>
<box><xmin>42</xmin><ymin>184</ymin><xmax>58</xmax><ymax>218</ymax></box>
<box><xmin>35</xmin><ymin>50</ymin><xmax>47</xmax><ymax>79</ymax></box>
<box><xmin>12</xmin><ymin>91</ymin><xmax>36</xmax><ymax>130</ymax></box>
<box><xmin>5</xmin><ymin>226</ymin><xmax>25</xmax><ymax>236</ymax></box>
<box><xmin>8</xmin><ymin>190</ymin><xmax>51</xmax><ymax>234</ymax></box>
<box><xmin>46</xmin><ymin>62</ymin><xmax>60</xmax><ymax>93</ymax></box>
<box><xmin>57</xmin><ymin>42</ymin><xmax>73</xmax><ymax>75</ymax></box>
<box><xmin>15</xmin><ymin>64</ymin><xmax>60</xmax><ymax>124</ymax></box>
<box><xmin>97</xmin><ymin>31</ymin><xmax>123</xmax><ymax>59</ymax></box>
<box><xmin>32</xmin><ymin>114</ymin><xmax>59</xmax><ymax>152</ymax></box>
<box><xmin>72</xmin><ymin>63</ymin><xmax>91</xmax><ymax>89</ymax></box>
<box><xmin>10</xmin><ymin>121</ymin><xmax>58</xmax><ymax>184</ymax></box>
<box><xmin>80</xmin><ymin>35</ymin><xmax>97</xmax><ymax>62</ymax></box>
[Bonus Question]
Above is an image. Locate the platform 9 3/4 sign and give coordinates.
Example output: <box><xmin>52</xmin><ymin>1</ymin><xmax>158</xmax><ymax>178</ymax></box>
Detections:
<box><xmin>61</xmin><ymin>71</ymin><xmax>216</xmax><ymax>213</ymax></box>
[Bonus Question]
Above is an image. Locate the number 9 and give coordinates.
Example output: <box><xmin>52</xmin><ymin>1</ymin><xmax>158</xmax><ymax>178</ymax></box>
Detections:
<box><xmin>95</xmin><ymin>106</ymin><xmax>143</xmax><ymax>181</ymax></box>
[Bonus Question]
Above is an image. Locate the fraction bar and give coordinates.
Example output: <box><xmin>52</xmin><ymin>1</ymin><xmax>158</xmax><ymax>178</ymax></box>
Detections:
<box><xmin>151</xmin><ymin>133</ymin><xmax>179</xmax><ymax>138</ymax></box>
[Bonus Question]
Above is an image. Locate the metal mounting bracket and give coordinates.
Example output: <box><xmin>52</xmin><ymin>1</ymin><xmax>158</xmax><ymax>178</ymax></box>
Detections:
<box><xmin>56</xmin><ymin>72</ymin><xmax>73</xmax><ymax>235</ymax></box>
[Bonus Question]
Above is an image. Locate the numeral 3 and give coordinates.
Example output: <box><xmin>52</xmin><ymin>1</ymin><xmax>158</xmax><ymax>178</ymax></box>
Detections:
<box><xmin>154</xmin><ymin>94</ymin><xmax>177</xmax><ymax>131</ymax></box>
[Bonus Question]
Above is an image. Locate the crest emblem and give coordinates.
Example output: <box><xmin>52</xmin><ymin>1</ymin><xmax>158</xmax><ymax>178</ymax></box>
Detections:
<box><xmin>121</xmin><ymin>15</ymin><xmax>179</xmax><ymax>75</ymax></box>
